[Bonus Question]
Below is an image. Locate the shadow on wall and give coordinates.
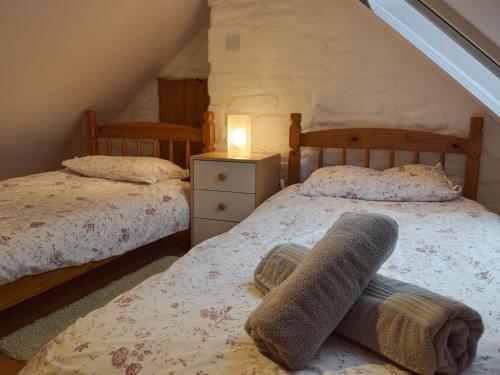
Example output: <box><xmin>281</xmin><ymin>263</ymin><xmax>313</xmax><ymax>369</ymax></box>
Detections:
<box><xmin>61</xmin><ymin>112</ymin><xmax>99</xmax><ymax>164</ymax></box>
<box><xmin>0</xmin><ymin>0</ymin><xmax>209</xmax><ymax>181</ymax></box>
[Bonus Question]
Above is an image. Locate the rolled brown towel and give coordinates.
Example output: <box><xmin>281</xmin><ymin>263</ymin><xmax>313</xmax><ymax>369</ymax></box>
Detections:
<box><xmin>245</xmin><ymin>212</ymin><xmax>398</xmax><ymax>370</ymax></box>
<box><xmin>255</xmin><ymin>244</ymin><xmax>484</xmax><ymax>375</ymax></box>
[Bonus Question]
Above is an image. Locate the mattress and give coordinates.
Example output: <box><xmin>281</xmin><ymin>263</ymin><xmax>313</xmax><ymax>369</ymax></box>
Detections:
<box><xmin>20</xmin><ymin>185</ymin><xmax>500</xmax><ymax>374</ymax></box>
<box><xmin>0</xmin><ymin>170</ymin><xmax>190</xmax><ymax>285</ymax></box>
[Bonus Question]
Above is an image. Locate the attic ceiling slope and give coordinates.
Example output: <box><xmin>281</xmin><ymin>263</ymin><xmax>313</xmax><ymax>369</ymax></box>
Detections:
<box><xmin>0</xmin><ymin>0</ymin><xmax>209</xmax><ymax>180</ymax></box>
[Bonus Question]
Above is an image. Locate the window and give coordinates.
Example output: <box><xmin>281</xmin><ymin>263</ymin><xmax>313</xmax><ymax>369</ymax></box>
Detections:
<box><xmin>366</xmin><ymin>0</ymin><xmax>500</xmax><ymax>115</ymax></box>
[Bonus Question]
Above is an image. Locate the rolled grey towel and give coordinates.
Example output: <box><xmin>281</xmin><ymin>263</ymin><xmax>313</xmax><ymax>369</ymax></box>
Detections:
<box><xmin>245</xmin><ymin>212</ymin><xmax>398</xmax><ymax>370</ymax></box>
<box><xmin>255</xmin><ymin>244</ymin><xmax>484</xmax><ymax>375</ymax></box>
<box><xmin>253</xmin><ymin>242</ymin><xmax>309</xmax><ymax>295</ymax></box>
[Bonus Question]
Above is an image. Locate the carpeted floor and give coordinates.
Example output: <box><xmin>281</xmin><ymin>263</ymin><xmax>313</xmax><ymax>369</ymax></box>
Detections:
<box><xmin>0</xmin><ymin>255</ymin><xmax>179</xmax><ymax>363</ymax></box>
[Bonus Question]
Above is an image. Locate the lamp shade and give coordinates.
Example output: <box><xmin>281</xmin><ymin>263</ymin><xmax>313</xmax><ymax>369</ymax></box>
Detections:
<box><xmin>227</xmin><ymin>114</ymin><xmax>251</xmax><ymax>156</ymax></box>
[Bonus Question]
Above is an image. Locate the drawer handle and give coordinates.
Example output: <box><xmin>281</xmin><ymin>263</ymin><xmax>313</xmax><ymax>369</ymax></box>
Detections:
<box><xmin>217</xmin><ymin>203</ymin><xmax>226</xmax><ymax>211</ymax></box>
<box><xmin>217</xmin><ymin>173</ymin><xmax>226</xmax><ymax>181</ymax></box>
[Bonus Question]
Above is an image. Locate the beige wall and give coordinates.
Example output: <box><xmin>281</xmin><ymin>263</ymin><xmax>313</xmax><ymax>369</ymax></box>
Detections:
<box><xmin>207</xmin><ymin>0</ymin><xmax>500</xmax><ymax>212</ymax></box>
<box><xmin>0</xmin><ymin>0</ymin><xmax>209</xmax><ymax>180</ymax></box>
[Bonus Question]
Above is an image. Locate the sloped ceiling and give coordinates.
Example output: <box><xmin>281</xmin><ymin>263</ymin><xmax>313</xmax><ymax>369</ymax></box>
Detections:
<box><xmin>0</xmin><ymin>0</ymin><xmax>209</xmax><ymax>180</ymax></box>
<box><xmin>419</xmin><ymin>0</ymin><xmax>500</xmax><ymax>65</ymax></box>
<box><xmin>442</xmin><ymin>0</ymin><xmax>499</xmax><ymax>47</ymax></box>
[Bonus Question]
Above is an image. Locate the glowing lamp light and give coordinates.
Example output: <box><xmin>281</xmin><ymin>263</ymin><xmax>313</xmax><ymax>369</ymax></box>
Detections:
<box><xmin>227</xmin><ymin>114</ymin><xmax>251</xmax><ymax>156</ymax></box>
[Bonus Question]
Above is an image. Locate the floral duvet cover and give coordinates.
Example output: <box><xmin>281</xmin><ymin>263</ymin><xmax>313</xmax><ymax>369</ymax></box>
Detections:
<box><xmin>0</xmin><ymin>170</ymin><xmax>190</xmax><ymax>285</ymax></box>
<box><xmin>20</xmin><ymin>185</ymin><xmax>500</xmax><ymax>374</ymax></box>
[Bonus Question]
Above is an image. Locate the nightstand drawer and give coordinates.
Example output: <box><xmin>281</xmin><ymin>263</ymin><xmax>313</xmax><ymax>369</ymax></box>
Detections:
<box><xmin>193</xmin><ymin>160</ymin><xmax>256</xmax><ymax>193</ymax></box>
<box><xmin>194</xmin><ymin>190</ymin><xmax>255</xmax><ymax>222</ymax></box>
<box><xmin>193</xmin><ymin>218</ymin><xmax>237</xmax><ymax>245</ymax></box>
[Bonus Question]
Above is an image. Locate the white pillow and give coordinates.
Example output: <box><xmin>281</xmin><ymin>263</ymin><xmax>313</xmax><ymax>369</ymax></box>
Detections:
<box><xmin>299</xmin><ymin>164</ymin><xmax>461</xmax><ymax>202</ymax></box>
<box><xmin>62</xmin><ymin>155</ymin><xmax>189</xmax><ymax>184</ymax></box>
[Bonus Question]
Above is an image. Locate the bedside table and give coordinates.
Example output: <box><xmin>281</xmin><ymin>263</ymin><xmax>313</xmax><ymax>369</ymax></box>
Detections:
<box><xmin>190</xmin><ymin>151</ymin><xmax>281</xmax><ymax>246</ymax></box>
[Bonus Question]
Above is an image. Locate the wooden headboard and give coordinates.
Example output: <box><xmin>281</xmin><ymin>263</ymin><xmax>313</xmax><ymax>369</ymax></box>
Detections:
<box><xmin>287</xmin><ymin>113</ymin><xmax>483</xmax><ymax>200</ymax></box>
<box><xmin>86</xmin><ymin>111</ymin><xmax>215</xmax><ymax>169</ymax></box>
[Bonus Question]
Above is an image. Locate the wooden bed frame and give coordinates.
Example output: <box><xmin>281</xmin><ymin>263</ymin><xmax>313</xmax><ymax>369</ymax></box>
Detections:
<box><xmin>287</xmin><ymin>113</ymin><xmax>483</xmax><ymax>200</ymax></box>
<box><xmin>0</xmin><ymin>111</ymin><xmax>215</xmax><ymax>333</ymax></box>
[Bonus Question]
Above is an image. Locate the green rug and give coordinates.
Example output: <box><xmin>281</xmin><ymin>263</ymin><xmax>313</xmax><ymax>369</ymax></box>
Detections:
<box><xmin>0</xmin><ymin>255</ymin><xmax>179</xmax><ymax>363</ymax></box>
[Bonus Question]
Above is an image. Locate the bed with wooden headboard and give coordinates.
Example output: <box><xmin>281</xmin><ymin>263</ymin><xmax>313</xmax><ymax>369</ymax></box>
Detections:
<box><xmin>0</xmin><ymin>111</ymin><xmax>215</xmax><ymax>335</ymax></box>
<box><xmin>86</xmin><ymin>110</ymin><xmax>215</xmax><ymax>165</ymax></box>
<box><xmin>17</xmin><ymin>113</ymin><xmax>500</xmax><ymax>375</ymax></box>
<box><xmin>287</xmin><ymin>113</ymin><xmax>483</xmax><ymax>200</ymax></box>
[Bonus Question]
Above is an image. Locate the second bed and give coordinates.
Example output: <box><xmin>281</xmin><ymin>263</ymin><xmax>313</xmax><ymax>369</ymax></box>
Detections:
<box><xmin>0</xmin><ymin>111</ymin><xmax>215</xmax><ymax>317</ymax></box>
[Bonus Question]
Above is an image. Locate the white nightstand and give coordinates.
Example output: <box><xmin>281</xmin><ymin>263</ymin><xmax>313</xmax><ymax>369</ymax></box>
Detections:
<box><xmin>190</xmin><ymin>151</ymin><xmax>281</xmax><ymax>246</ymax></box>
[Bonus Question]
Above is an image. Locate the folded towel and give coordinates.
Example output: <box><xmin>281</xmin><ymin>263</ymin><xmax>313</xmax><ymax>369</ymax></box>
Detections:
<box><xmin>253</xmin><ymin>242</ymin><xmax>309</xmax><ymax>295</ymax></box>
<box><xmin>245</xmin><ymin>212</ymin><xmax>398</xmax><ymax>370</ymax></box>
<box><xmin>255</xmin><ymin>244</ymin><xmax>484</xmax><ymax>375</ymax></box>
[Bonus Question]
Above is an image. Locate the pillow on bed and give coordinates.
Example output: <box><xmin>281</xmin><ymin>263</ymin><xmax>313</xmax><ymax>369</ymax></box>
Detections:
<box><xmin>62</xmin><ymin>155</ymin><xmax>189</xmax><ymax>184</ymax></box>
<box><xmin>299</xmin><ymin>163</ymin><xmax>461</xmax><ymax>202</ymax></box>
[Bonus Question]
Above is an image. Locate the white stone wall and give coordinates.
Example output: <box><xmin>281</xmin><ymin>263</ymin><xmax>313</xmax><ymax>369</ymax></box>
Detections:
<box><xmin>207</xmin><ymin>0</ymin><xmax>500</xmax><ymax>212</ymax></box>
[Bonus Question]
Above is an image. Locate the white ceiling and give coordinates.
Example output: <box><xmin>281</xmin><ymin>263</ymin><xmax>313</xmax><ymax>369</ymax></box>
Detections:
<box><xmin>0</xmin><ymin>0</ymin><xmax>209</xmax><ymax>180</ymax></box>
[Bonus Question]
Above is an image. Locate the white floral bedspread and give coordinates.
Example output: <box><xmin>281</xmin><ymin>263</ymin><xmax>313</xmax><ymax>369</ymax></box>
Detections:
<box><xmin>0</xmin><ymin>170</ymin><xmax>190</xmax><ymax>285</ymax></box>
<box><xmin>21</xmin><ymin>185</ymin><xmax>500</xmax><ymax>375</ymax></box>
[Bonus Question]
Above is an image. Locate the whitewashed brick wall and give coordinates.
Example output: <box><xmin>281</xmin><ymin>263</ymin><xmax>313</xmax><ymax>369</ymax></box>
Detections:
<box><xmin>207</xmin><ymin>0</ymin><xmax>500</xmax><ymax>212</ymax></box>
